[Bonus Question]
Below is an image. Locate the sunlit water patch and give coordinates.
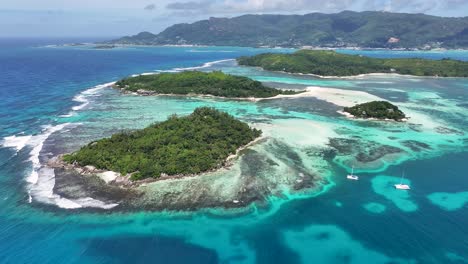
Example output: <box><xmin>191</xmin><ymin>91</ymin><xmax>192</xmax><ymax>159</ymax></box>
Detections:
<box><xmin>371</xmin><ymin>175</ymin><xmax>418</xmax><ymax>212</ymax></box>
<box><xmin>427</xmin><ymin>192</ymin><xmax>468</xmax><ymax>211</ymax></box>
<box><xmin>363</xmin><ymin>202</ymin><xmax>387</xmax><ymax>214</ymax></box>
<box><xmin>283</xmin><ymin>225</ymin><xmax>413</xmax><ymax>263</ymax></box>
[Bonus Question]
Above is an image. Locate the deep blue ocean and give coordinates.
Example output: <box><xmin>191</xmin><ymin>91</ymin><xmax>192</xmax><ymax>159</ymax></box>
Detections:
<box><xmin>0</xmin><ymin>38</ymin><xmax>467</xmax><ymax>264</ymax></box>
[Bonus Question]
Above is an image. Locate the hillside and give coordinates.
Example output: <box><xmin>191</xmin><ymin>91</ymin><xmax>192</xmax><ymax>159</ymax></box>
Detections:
<box><xmin>63</xmin><ymin>107</ymin><xmax>262</xmax><ymax>180</ymax></box>
<box><xmin>343</xmin><ymin>101</ymin><xmax>406</xmax><ymax>121</ymax></box>
<box><xmin>115</xmin><ymin>71</ymin><xmax>298</xmax><ymax>98</ymax></box>
<box><xmin>237</xmin><ymin>50</ymin><xmax>468</xmax><ymax>77</ymax></box>
<box><xmin>106</xmin><ymin>11</ymin><xmax>468</xmax><ymax>49</ymax></box>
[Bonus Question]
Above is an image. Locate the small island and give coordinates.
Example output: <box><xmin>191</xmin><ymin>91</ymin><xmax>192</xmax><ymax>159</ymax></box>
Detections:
<box><xmin>343</xmin><ymin>101</ymin><xmax>406</xmax><ymax>121</ymax></box>
<box><xmin>237</xmin><ymin>50</ymin><xmax>468</xmax><ymax>77</ymax></box>
<box><xmin>94</xmin><ymin>44</ymin><xmax>116</xmax><ymax>49</ymax></box>
<box><xmin>63</xmin><ymin>107</ymin><xmax>262</xmax><ymax>181</ymax></box>
<box><xmin>115</xmin><ymin>71</ymin><xmax>299</xmax><ymax>98</ymax></box>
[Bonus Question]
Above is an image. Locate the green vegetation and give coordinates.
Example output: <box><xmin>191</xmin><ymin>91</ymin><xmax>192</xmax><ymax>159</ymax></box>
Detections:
<box><xmin>343</xmin><ymin>101</ymin><xmax>406</xmax><ymax>121</ymax></box>
<box><xmin>63</xmin><ymin>107</ymin><xmax>262</xmax><ymax>180</ymax></box>
<box><xmin>116</xmin><ymin>71</ymin><xmax>298</xmax><ymax>98</ymax></box>
<box><xmin>237</xmin><ymin>50</ymin><xmax>468</xmax><ymax>77</ymax></box>
<box><xmin>106</xmin><ymin>11</ymin><xmax>468</xmax><ymax>49</ymax></box>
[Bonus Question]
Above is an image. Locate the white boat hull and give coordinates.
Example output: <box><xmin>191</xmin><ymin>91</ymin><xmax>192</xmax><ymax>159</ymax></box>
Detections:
<box><xmin>394</xmin><ymin>184</ymin><xmax>410</xmax><ymax>190</ymax></box>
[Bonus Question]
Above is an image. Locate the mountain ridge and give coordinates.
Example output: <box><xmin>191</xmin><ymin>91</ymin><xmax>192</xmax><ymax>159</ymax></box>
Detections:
<box><xmin>105</xmin><ymin>11</ymin><xmax>468</xmax><ymax>49</ymax></box>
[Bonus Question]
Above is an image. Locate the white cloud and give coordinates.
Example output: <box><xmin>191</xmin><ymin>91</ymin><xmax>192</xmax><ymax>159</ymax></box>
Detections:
<box><xmin>166</xmin><ymin>1</ymin><xmax>212</xmax><ymax>10</ymax></box>
<box><xmin>161</xmin><ymin>0</ymin><xmax>468</xmax><ymax>16</ymax></box>
<box><xmin>0</xmin><ymin>0</ymin><xmax>171</xmax><ymax>10</ymax></box>
<box><xmin>2</xmin><ymin>0</ymin><xmax>467</xmax><ymax>15</ymax></box>
<box><xmin>163</xmin><ymin>0</ymin><xmax>352</xmax><ymax>13</ymax></box>
<box><xmin>144</xmin><ymin>4</ymin><xmax>156</xmax><ymax>10</ymax></box>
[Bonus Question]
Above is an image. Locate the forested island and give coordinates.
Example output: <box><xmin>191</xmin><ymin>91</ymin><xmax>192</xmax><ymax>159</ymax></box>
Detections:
<box><xmin>343</xmin><ymin>101</ymin><xmax>406</xmax><ymax>121</ymax></box>
<box><xmin>115</xmin><ymin>71</ymin><xmax>298</xmax><ymax>98</ymax></box>
<box><xmin>237</xmin><ymin>50</ymin><xmax>468</xmax><ymax>77</ymax></box>
<box><xmin>63</xmin><ymin>107</ymin><xmax>262</xmax><ymax>180</ymax></box>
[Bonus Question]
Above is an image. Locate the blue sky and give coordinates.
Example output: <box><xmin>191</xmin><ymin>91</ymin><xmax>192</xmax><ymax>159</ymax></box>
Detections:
<box><xmin>1</xmin><ymin>0</ymin><xmax>467</xmax><ymax>37</ymax></box>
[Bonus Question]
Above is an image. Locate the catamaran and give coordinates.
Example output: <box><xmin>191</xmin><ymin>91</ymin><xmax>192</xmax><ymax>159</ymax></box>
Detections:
<box><xmin>347</xmin><ymin>166</ymin><xmax>359</xmax><ymax>180</ymax></box>
<box><xmin>394</xmin><ymin>172</ymin><xmax>410</xmax><ymax>190</ymax></box>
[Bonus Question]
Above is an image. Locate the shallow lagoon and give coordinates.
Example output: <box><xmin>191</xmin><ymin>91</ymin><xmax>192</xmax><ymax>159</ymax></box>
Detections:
<box><xmin>0</xmin><ymin>42</ymin><xmax>467</xmax><ymax>263</ymax></box>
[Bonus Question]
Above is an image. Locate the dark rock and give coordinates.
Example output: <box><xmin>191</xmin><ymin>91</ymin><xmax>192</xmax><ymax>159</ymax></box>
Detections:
<box><xmin>401</xmin><ymin>140</ymin><xmax>432</xmax><ymax>152</ymax></box>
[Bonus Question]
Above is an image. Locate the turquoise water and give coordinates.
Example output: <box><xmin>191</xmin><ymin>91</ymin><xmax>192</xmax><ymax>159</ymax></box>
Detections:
<box><xmin>0</xmin><ymin>40</ymin><xmax>467</xmax><ymax>263</ymax></box>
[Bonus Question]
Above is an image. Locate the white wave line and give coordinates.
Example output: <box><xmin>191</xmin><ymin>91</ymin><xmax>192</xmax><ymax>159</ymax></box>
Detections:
<box><xmin>172</xmin><ymin>59</ymin><xmax>235</xmax><ymax>71</ymax></box>
<box><xmin>69</xmin><ymin>81</ymin><xmax>115</xmax><ymax>112</ymax></box>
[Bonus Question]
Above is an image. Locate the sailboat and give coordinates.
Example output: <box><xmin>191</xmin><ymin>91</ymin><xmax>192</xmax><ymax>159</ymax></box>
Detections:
<box><xmin>394</xmin><ymin>171</ymin><xmax>411</xmax><ymax>190</ymax></box>
<box><xmin>347</xmin><ymin>166</ymin><xmax>359</xmax><ymax>180</ymax></box>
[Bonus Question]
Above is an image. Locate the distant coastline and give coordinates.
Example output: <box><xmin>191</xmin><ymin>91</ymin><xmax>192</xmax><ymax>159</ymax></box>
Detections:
<box><xmin>104</xmin><ymin>11</ymin><xmax>468</xmax><ymax>49</ymax></box>
<box><xmin>256</xmin><ymin>69</ymin><xmax>468</xmax><ymax>79</ymax></box>
<box><xmin>91</xmin><ymin>43</ymin><xmax>468</xmax><ymax>51</ymax></box>
<box><xmin>51</xmin><ymin>42</ymin><xmax>468</xmax><ymax>53</ymax></box>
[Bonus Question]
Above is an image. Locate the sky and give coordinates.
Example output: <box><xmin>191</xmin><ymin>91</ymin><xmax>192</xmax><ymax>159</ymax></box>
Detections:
<box><xmin>1</xmin><ymin>0</ymin><xmax>467</xmax><ymax>37</ymax></box>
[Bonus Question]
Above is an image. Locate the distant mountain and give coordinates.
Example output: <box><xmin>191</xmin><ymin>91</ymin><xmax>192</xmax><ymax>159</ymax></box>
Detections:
<box><xmin>106</xmin><ymin>11</ymin><xmax>468</xmax><ymax>49</ymax></box>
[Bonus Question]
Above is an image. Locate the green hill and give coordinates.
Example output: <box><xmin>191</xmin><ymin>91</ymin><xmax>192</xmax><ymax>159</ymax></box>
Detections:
<box><xmin>106</xmin><ymin>11</ymin><xmax>468</xmax><ymax>49</ymax></box>
<box><xmin>63</xmin><ymin>107</ymin><xmax>262</xmax><ymax>180</ymax></box>
<box><xmin>237</xmin><ymin>50</ymin><xmax>468</xmax><ymax>77</ymax></box>
<box><xmin>344</xmin><ymin>101</ymin><xmax>406</xmax><ymax>121</ymax></box>
<box><xmin>116</xmin><ymin>71</ymin><xmax>298</xmax><ymax>98</ymax></box>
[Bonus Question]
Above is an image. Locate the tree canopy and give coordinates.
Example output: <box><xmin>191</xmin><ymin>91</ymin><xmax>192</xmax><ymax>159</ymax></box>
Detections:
<box><xmin>63</xmin><ymin>107</ymin><xmax>262</xmax><ymax>180</ymax></box>
<box><xmin>116</xmin><ymin>71</ymin><xmax>297</xmax><ymax>98</ymax></box>
<box><xmin>237</xmin><ymin>50</ymin><xmax>468</xmax><ymax>77</ymax></box>
<box><xmin>343</xmin><ymin>101</ymin><xmax>406</xmax><ymax>121</ymax></box>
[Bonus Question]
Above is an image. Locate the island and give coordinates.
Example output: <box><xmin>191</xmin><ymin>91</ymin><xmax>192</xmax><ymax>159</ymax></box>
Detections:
<box><xmin>343</xmin><ymin>101</ymin><xmax>406</xmax><ymax>121</ymax></box>
<box><xmin>62</xmin><ymin>107</ymin><xmax>262</xmax><ymax>181</ymax></box>
<box><xmin>105</xmin><ymin>11</ymin><xmax>468</xmax><ymax>49</ymax></box>
<box><xmin>237</xmin><ymin>50</ymin><xmax>468</xmax><ymax>77</ymax></box>
<box><xmin>115</xmin><ymin>71</ymin><xmax>299</xmax><ymax>98</ymax></box>
<box><xmin>93</xmin><ymin>45</ymin><xmax>116</xmax><ymax>49</ymax></box>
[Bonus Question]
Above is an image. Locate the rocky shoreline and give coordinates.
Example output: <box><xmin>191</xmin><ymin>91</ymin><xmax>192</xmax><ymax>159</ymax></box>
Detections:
<box><xmin>113</xmin><ymin>84</ymin><xmax>304</xmax><ymax>102</ymax></box>
<box><xmin>336</xmin><ymin>110</ymin><xmax>409</xmax><ymax>122</ymax></box>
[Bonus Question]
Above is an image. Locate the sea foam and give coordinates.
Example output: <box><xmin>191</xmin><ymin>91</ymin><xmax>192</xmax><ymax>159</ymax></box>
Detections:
<box><xmin>172</xmin><ymin>59</ymin><xmax>235</xmax><ymax>71</ymax></box>
<box><xmin>71</xmin><ymin>81</ymin><xmax>115</xmax><ymax>111</ymax></box>
<box><xmin>22</xmin><ymin>123</ymin><xmax>119</xmax><ymax>209</ymax></box>
<box><xmin>20</xmin><ymin>81</ymin><xmax>119</xmax><ymax>209</ymax></box>
<box><xmin>26</xmin><ymin>123</ymin><xmax>71</xmax><ymax>184</ymax></box>
<box><xmin>1</xmin><ymin>135</ymin><xmax>32</xmax><ymax>152</ymax></box>
<box><xmin>130</xmin><ymin>59</ymin><xmax>235</xmax><ymax>77</ymax></box>
<box><xmin>30</xmin><ymin>165</ymin><xmax>118</xmax><ymax>209</ymax></box>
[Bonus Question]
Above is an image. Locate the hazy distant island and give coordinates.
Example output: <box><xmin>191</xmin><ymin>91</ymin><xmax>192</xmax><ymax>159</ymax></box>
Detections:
<box><xmin>62</xmin><ymin>107</ymin><xmax>262</xmax><ymax>181</ymax></box>
<box><xmin>104</xmin><ymin>11</ymin><xmax>468</xmax><ymax>49</ymax></box>
<box><xmin>237</xmin><ymin>50</ymin><xmax>468</xmax><ymax>77</ymax></box>
<box><xmin>93</xmin><ymin>44</ymin><xmax>116</xmax><ymax>49</ymax></box>
<box><xmin>64</xmin><ymin>43</ymin><xmax>86</xmax><ymax>47</ymax></box>
<box><xmin>343</xmin><ymin>101</ymin><xmax>406</xmax><ymax>121</ymax></box>
<box><xmin>115</xmin><ymin>71</ymin><xmax>299</xmax><ymax>98</ymax></box>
